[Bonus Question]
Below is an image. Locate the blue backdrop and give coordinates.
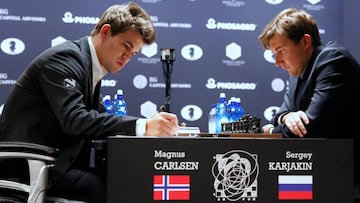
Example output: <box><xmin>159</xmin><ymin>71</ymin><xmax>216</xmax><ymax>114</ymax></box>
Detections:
<box><xmin>1</xmin><ymin>0</ymin><xmax>359</xmax><ymax>132</ymax></box>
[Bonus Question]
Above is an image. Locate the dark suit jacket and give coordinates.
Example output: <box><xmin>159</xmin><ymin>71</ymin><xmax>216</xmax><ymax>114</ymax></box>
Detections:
<box><xmin>0</xmin><ymin>36</ymin><xmax>138</xmax><ymax>182</ymax></box>
<box><xmin>272</xmin><ymin>41</ymin><xmax>360</xmax><ymax>139</ymax></box>
<box><xmin>271</xmin><ymin>41</ymin><xmax>360</xmax><ymax>189</ymax></box>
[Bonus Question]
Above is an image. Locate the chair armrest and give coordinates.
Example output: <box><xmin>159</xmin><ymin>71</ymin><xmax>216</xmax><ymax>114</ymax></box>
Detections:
<box><xmin>0</xmin><ymin>141</ymin><xmax>58</xmax><ymax>163</ymax></box>
<box><xmin>0</xmin><ymin>141</ymin><xmax>59</xmax><ymax>202</ymax></box>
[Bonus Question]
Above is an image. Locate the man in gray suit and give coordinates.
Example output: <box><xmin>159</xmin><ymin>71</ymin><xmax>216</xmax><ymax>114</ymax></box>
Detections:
<box><xmin>259</xmin><ymin>8</ymin><xmax>360</xmax><ymax>202</ymax></box>
<box><xmin>0</xmin><ymin>2</ymin><xmax>179</xmax><ymax>202</ymax></box>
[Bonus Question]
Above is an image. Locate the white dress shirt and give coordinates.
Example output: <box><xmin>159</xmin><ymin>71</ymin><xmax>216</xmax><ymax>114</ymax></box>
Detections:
<box><xmin>87</xmin><ymin>37</ymin><xmax>146</xmax><ymax>136</ymax></box>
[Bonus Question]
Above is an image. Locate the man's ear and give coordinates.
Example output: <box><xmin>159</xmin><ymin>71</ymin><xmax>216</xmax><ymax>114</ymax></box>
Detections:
<box><xmin>100</xmin><ymin>24</ymin><xmax>111</xmax><ymax>36</ymax></box>
<box><xmin>302</xmin><ymin>34</ymin><xmax>312</xmax><ymax>46</ymax></box>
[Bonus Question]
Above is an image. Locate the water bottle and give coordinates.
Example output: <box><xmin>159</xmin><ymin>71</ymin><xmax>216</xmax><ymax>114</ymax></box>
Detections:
<box><xmin>102</xmin><ymin>95</ymin><xmax>114</xmax><ymax>114</ymax></box>
<box><xmin>227</xmin><ymin>97</ymin><xmax>238</xmax><ymax>122</ymax></box>
<box><xmin>215</xmin><ymin>92</ymin><xmax>228</xmax><ymax>133</ymax></box>
<box><xmin>208</xmin><ymin>104</ymin><xmax>217</xmax><ymax>133</ymax></box>
<box><xmin>113</xmin><ymin>89</ymin><xmax>127</xmax><ymax>117</ymax></box>
<box><xmin>227</xmin><ymin>97</ymin><xmax>245</xmax><ymax>122</ymax></box>
<box><xmin>235</xmin><ymin>97</ymin><xmax>245</xmax><ymax>120</ymax></box>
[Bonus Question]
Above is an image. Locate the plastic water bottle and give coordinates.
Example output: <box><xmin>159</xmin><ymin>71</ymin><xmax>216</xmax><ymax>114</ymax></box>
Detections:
<box><xmin>228</xmin><ymin>97</ymin><xmax>245</xmax><ymax>122</ymax></box>
<box><xmin>227</xmin><ymin>97</ymin><xmax>238</xmax><ymax>122</ymax></box>
<box><xmin>215</xmin><ymin>92</ymin><xmax>228</xmax><ymax>133</ymax></box>
<box><xmin>102</xmin><ymin>95</ymin><xmax>114</xmax><ymax>114</ymax></box>
<box><xmin>113</xmin><ymin>89</ymin><xmax>127</xmax><ymax>117</ymax></box>
<box><xmin>208</xmin><ymin>104</ymin><xmax>217</xmax><ymax>133</ymax></box>
<box><xmin>235</xmin><ymin>97</ymin><xmax>245</xmax><ymax>120</ymax></box>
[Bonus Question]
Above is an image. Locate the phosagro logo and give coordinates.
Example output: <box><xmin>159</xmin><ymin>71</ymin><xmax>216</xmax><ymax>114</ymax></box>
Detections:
<box><xmin>206</xmin><ymin>18</ymin><xmax>256</xmax><ymax>31</ymax></box>
<box><xmin>206</xmin><ymin>78</ymin><xmax>257</xmax><ymax>90</ymax></box>
<box><xmin>62</xmin><ymin>12</ymin><xmax>99</xmax><ymax>24</ymax></box>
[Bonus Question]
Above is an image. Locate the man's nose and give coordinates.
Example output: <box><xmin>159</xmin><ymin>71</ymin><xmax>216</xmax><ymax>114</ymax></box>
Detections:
<box><xmin>275</xmin><ymin>54</ymin><xmax>282</xmax><ymax>67</ymax></box>
<box><xmin>123</xmin><ymin>51</ymin><xmax>132</xmax><ymax>61</ymax></box>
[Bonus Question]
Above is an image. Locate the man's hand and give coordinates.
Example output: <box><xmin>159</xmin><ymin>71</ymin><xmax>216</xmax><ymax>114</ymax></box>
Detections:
<box><xmin>282</xmin><ymin>111</ymin><xmax>309</xmax><ymax>137</ymax></box>
<box><xmin>144</xmin><ymin>112</ymin><xmax>180</xmax><ymax>136</ymax></box>
<box><xmin>262</xmin><ymin>123</ymin><xmax>275</xmax><ymax>134</ymax></box>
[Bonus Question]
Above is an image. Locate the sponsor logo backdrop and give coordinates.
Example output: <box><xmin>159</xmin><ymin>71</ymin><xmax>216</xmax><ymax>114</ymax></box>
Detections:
<box><xmin>0</xmin><ymin>0</ymin><xmax>356</xmax><ymax>132</ymax></box>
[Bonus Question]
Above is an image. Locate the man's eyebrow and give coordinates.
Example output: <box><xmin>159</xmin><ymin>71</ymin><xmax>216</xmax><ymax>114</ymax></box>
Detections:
<box><xmin>124</xmin><ymin>41</ymin><xmax>139</xmax><ymax>55</ymax></box>
<box><xmin>125</xmin><ymin>41</ymin><xmax>134</xmax><ymax>49</ymax></box>
<box><xmin>274</xmin><ymin>46</ymin><xmax>283</xmax><ymax>52</ymax></box>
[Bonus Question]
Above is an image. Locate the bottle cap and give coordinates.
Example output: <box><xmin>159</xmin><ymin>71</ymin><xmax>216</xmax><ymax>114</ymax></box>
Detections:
<box><xmin>117</xmin><ymin>89</ymin><xmax>123</xmax><ymax>95</ymax></box>
<box><xmin>103</xmin><ymin>95</ymin><xmax>111</xmax><ymax>101</ymax></box>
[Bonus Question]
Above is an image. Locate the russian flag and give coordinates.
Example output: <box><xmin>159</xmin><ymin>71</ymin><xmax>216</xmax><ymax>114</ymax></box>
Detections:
<box><xmin>153</xmin><ymin>175</ymin><xmax>190</xmax><ymax>201</ymax></box>
<box><xmin>278</xmin><ymin>175</ymin><xmax>313</xmax><ymax>200</ymax></box>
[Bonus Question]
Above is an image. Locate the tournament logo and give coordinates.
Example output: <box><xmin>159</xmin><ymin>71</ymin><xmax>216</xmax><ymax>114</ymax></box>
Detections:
<box><xmin>0</xmin><ymin>38</ymin><xmax>25</xmax><ymax>55</ymax></box>
<box><xmin>212</xmin><ymin>150</ymin><xmax>259</xmax><ymax>201</ymax></box>
<box><xmin>180</xmin><ymin>104</ymin><xmax>202</xmax><ymax>121</ymax></box>
<box><xmin>265</xmin><ymin>0</ymin><xmax>283</xmax><ymax>5</ymax></box>
<box><xmin>263</xmin><ymin>49</ymin><xmax>275</xmax><ymax>63</ymax></box>
<box><xmin>263</xmin><ymin>106</ymin><xmax>280</xmax><ymax>122</ymax></box>
<box><xmin>181</xmin><ymin>44</ymin><xmax>203</xmax><ymax>61</ymax></box>
<box><xmin>307</xmin><ymin>0</ymin><xmax>321</xmax><ymax>5</ymax></box>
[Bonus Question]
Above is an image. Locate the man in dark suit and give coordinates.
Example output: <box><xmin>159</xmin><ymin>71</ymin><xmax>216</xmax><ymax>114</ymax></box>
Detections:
<box><xmin>0</xmin><ymin>2</ymin><xmax>179</xmax><ymax>202</ymax></box>
<box><xmin>259</xmin><ymin>8</ymin><xmax>360</xmax><ymax>202</ymax></box>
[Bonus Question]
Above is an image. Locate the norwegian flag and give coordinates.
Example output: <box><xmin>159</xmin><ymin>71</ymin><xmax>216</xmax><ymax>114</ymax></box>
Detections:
<box><xmin>153</xmin><ymin>175</ymin><xmax>190</xmax><ymax>201</ymax></box>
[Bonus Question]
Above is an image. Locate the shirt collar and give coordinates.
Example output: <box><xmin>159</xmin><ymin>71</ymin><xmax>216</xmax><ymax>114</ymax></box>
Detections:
<box><xmin>88</xmin><ymin>36</ymin><xmax>107</xmax><ymax>87</ymax></box>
